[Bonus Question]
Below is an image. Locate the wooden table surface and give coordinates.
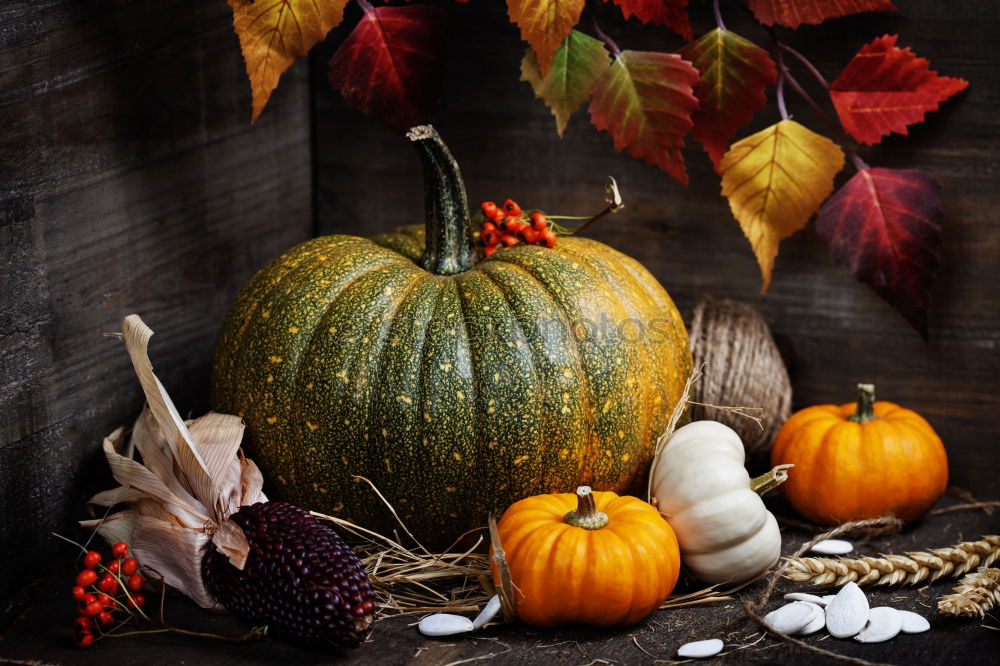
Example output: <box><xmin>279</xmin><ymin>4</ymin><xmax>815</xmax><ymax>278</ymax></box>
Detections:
<box><xmin>2</xmin><ymin>495</ymin><xmax>997</xmax><ymax>665</ymax></box>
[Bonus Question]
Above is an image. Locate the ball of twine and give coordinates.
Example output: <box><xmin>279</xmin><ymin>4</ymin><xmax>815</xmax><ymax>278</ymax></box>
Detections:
<box><xmin>689</xmin><ymin>296</ymin><xmax>792</xmax><ymax>454</ymax></box>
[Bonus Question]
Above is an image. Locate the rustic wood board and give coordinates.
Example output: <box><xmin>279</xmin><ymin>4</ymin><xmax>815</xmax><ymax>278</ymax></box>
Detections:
<box><xmin>312</xmin><ymin>1</ymin><xmax>1000</xmax><ymax>498</ymax></box>
<box><xmin>0</xmin><ymin>0</ymin><xmax>313</xmax><ymax>611</ymax></box>
<box><xmin>0</xmin><ymin>496</ymin><xmax>996</xmax><ymax>664</ymax></box>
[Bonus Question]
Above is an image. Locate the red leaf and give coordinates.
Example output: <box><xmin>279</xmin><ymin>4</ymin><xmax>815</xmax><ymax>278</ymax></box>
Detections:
<box><xmin>829</xmin><ymin>35</ymin><xmax>969</xmax><ymax>145</ymax></box>
<box><xmin>328</xmin><ymin>5</ymin><xmax>446</xmax><ymax>133</ymax></box>
<box><xmin>588</xmin><ymin>51</ymin><xmax>701</xmax><ymax>185</ymax></box>
<box><xmin>679</xmin><ymin>28</ymin><xmax>776</xmax><ymax>170</ymax></box>
<box><xmin>748</xmin><ymin>0</ymin><xmax>896</xmax><ymax>28</ymax></box>
<box><xmin>605</xmin><ymin>0</ymin><xmax>692</xmax><ymax>40</ymax></box>
<box><xmin>815</xmin><ymin>168</ymin><xmax>943</xmax><ymax>337</ymax></box>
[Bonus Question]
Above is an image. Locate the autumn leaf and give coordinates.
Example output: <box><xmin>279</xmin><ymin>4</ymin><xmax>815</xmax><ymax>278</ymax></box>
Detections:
<box><xmin>816</xmin><ymin>168</ymin><xmax>942</xmax><ymax>337</ymax></box>
<box><xmin>229</xmin><ymin>0</ymin><xmax>350</xmax><ymax>123</ymax></box>
<box><xmin>748</xmin><ymin>0</ymin><xmax>897</xmax><ymax>29</ymax></box>
<box><xmin>829</xmin><ymin>35</ymin><xmax>969</xmax><ymax>145</ymax></box>
<box><xmin>588</xmin><ymin>51</ymin><xmax>701</xmax><ymax>185</ymax></box>
<box><xmin>605</xmin><ymin>0</ymin><xmax>692</xmax><ymax>40</ymax></box>
<box><xmin>679</xmin><ymin>28</ymin><xmax>777</xmax><ymax>170</ymax></box>
<box><xmin>522</xmin><ymin>31</ymin><xmax>611</xmax><ymax>138</ymax></box>
<box><xmin>508</xmin><ymin>0</ymin><xmax>586</xmax><ymax>76</ymax></box>
<box><xmin>720</xmin><ymin>120</ymin><xmax>844</xmax><ymax>291</ymax></box>
<box><xmin>329</xmin><ymin>5</ymin><xmax>446</xmax><ymax>134</ymax></box>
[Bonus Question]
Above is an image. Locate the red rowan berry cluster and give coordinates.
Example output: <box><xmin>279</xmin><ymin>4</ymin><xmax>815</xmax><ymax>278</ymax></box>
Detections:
<box><xmin>71</xmin><ymin>541</ymin><xmax>147</xmax><ymax>647</ymax></box>
<box><xmin>478</xmin><ymin>199</ymin><xmax>558</xmax><ymax>257</ymax></box>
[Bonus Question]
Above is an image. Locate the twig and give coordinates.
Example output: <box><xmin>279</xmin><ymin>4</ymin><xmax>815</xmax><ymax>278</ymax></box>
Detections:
<box><xmin>930</xmin><ymin>501</ymin><xmax>1000</xmax><ymax>516</ymax></box>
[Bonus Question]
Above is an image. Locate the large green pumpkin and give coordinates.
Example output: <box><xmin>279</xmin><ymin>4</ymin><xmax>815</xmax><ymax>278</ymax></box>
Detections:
<box><xmin>211</xmin><ymin>126</ymin><xmax>691</xmax><ymax>546</ymax></box>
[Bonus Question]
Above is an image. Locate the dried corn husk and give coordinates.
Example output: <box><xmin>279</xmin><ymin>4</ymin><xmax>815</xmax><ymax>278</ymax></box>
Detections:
<box><xmin>81</xmin><ymin>314</ymin><xmax>266</xmax><ymax>609</ymax></box>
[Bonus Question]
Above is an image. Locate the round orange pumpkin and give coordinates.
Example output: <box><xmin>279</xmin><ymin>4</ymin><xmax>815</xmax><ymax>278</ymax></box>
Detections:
<box><xmin>491</xmin><ymin>486</ymin><xmax>680</xmax><ymax>628</ymax></box>
<box><xmin>771</xmin><ymin>383</ymin><xmax>948</xmax><ymax>524</ymax></box>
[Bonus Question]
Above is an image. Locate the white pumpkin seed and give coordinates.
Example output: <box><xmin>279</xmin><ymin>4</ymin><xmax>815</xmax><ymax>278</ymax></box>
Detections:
<box><xmin>418</xmin><ymin>613</ymin><xmax>475</xmax><ymax>637</ymax></box>
<box><xmin>825</xmin><ymin>582</ymin><xmax>870</xmax><ymax>638</ymax></box>
<box><xmin>855</xmin><ymin>607</ymin><xmax>902</xmax><ymax>643</ymax></box>
<box><xmin>472</xmin><ymin>595</ymin><xmax>501</xmax><ymax>629</ymax></box>
<box><xmin>899</xmin><ymin>610</ymin><xmax>930</xmax><ymax>634</ymax></box>
<box><xmin>796</xmin><ymin>603</ymin><xmax>826</xmax><ymax>636</ymax></box>
<box><xmin>784</xmin><ymin>592</ymin><xmax>830</xmax><ymax>606</ymax></box>
<box><xmin>764</xmin><ymin>602</ymin><xmax>815</xmax><ymax>634</ymax></box>
<box><xmin>810</xmin><ymin>539</ymin><xmax>854</xmax><ymax>555</ymax></box>
<box><xmin>677</xmin><ymin>638</ymin><xmax>724</xmax><ymax>658</ymax></box>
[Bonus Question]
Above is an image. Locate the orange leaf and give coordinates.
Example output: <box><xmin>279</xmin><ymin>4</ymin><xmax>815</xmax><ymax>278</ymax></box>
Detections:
<box><xmin>720</xmin><ymin>120</ymin><xmax>844</xmax><ymax>291</ymax></box>
<box><xmin>508</xmin><ymin>0</ymin><xmax>586</xmax><ymax>75</ymax></box>
<box><xmin>588</xmin><ymin>51</ymin><xmax>701</xmax><ymax>186</ymax></box>
<box><xmin>229</xmin><ymin>0</ymin><xmax>350</xmax><ymax>122</ymax></box>
<box><xmin>748</xmin><ymin>0</ymin><xmax>896</xmax><ymax>29</ymax></box>
<box><xmin>829</xmin><ymin>35</ymin><xmax>969</xmax><ymax>145</ymax></box>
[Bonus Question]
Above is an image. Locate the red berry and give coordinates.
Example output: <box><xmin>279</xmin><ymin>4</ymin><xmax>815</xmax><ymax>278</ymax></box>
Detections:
<box><xmin>97</xmin><ymin>593</ymin><xmax>116</xmax><ymax>610</ymax></box>
<box><xmin>111</xmin><ymin>542</ymin><xmax>128</xmax><ymax>559</ymax></box>
<box><xmin>74</xmin><ymin>632</ymin><xmax>94</xmax><ymax>648</ymax></box>
<box><xmin>76</xmin><ymin>569</ymin><xmax>98</xmax><ymax>588</ymax></box>
<box><xmin>539</xmin><ymin>229</ymin><xmax>557</xmax><ymax>248</ymax></box>
<box><xmin>501</xmin><ymin>235</ymin><xmax>519</xmax><ymax>247</ymax></box>
<box><xmin>84</xmin><ymin>601</ymin><xmax>102</xmax><ymax>617</ymax></box>
<box><xmin>73</xmin><ymin>616</ymin><xmax>93</xmax><ymax>633</ymax></box>
<box><xmin>97</xmin><ymin>574</ymin><xmax>118</xmax><ymax>595</ymax></box>
<box><xmin>82</xmin><ymin>551</ymin><xmax>101</xmax><ymax>570</ymax></box>
<box><xmin>483</xmin><ymin>245</ymin><xmax>497</xmax><ymax>257</ymax></box>
<box><xmin>121</xmin><ymin>557</ymin><xmax>138</xmax><ymax>576</ymax></box>
<box><xmin>127</xmin><ymin>575</ymin><xmax>144</xmax><ymax>592</ymax></box>
<box><xmin>107</xmin><ymin>560</ymin><xmax>120</xmax><ymax>575</ymax></box>
<box><xmin>97</xmin><ymin>611</ymin><xmax>114</xmax><ymax>628</ymax></box>
<box><xmin>482</xmin><ymin>221</ymin><xmax>497</xmax><ymax>233</ymax></box>
<box><xmin>72</xmin><ymin>585</ymin><xmax>87</xmax><ymax>601</ymax></box>
<box><xmin>127</xmin><ymin>594</ymin><xmax>145</xmax><ymax>610</ymax></box>
<box><xmin>518</xmin><ymin>227</ymin><xmax>540</xmax><ymax>244</ymax></box>
<box><xmin>481</xmin><ymin>228</ymin><xmax>500</xmax><ymax>247</ymax></box>
<box><xmin>77</xmin><ymin>594</ymin><xmax>97</xmax><ymax>613</ymax></box>
<box><xmin>487</xmin><ymin>207</ymin><xmax>505</xmax><ymax>223</ymax></box>
<box><xmin>501</xmin><ymin>218</ymin><xmax>527</xmax><ymax>234</ymax></box>
<box><xmin>503</xmin><ymin>199</ymin><xmax>522</xmax><ymax>216</ymax></box>
<box><xmin>530</xmin><ymin>212</ymin><xmax>548</xmax><ymax>231</ymax></box>
<box><xmin>480</xmin><ymin>201</ymin><xmax>498</xmax><ymax>218</ymax></box>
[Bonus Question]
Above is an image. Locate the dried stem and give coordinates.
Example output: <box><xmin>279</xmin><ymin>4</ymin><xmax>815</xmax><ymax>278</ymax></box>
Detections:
<box><xmin>785</xmin><ymin>534</ymin><xmax>1000</xmax><ymax>587</ymax></box>
<box><xmin>938</xmin><ymin>567</ymin><xmax>1000</xmax><ymax>618</ymax></box>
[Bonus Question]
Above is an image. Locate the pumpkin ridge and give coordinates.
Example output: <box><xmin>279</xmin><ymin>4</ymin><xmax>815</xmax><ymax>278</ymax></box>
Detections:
<box><xmin>561</xmin><ymin>245</ymin><xmax>661</xmax><ymax>487</ymax></box>
<box><xmin>486</xmin><ymin>256</ymin><xmax>597</xmax><ymax>481</ymax></box>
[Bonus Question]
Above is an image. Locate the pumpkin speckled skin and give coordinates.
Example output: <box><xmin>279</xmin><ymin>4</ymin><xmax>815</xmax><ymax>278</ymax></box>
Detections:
<box><xmin>491</xmin><ymin>489</ymin><xmax>680</xmax><ymax>628</ymax></box>
<box><xmin>771</xmin><ymin>385</ymin><xmax>948</xmax><ymax>525</ymax></box>
<box><xmin>211</xmin><ymin>128</ymin><xmax>691</xmax><ymax>547</ymax></box>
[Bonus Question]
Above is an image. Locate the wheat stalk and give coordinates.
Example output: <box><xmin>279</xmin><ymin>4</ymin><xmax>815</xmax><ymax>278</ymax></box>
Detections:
<box><xmin>938</xmin><ymin>567</ymin><xmax>1000</xmax><ymax>618</ymax></box>
<box><xmin>783</xmin><ymin>534</ymin><xmax>1000</xmax><ymax>587</ymax></box>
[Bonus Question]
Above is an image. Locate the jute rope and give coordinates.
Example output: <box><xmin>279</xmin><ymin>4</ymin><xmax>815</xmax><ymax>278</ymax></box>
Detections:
<box><xmin>689</xmin><ymin>297</ymin><xmax>792</xmax><ymax>453</ymax></box>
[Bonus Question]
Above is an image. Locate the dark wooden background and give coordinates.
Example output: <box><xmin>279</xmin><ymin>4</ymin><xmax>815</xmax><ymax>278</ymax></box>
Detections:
<box><xmin>1</xmin><ymin>0</ymin><xmax>997</xmax><ymax>628</ymax></box>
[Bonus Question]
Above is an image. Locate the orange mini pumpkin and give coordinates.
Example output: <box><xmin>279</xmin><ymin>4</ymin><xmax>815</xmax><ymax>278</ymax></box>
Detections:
<box><xmin>771</xmin><ymin>383</ymin><xmax>948</xmax><ymax>524</ymax></box>
<box><xmin>491</xmin><ymin>486</ymin><xmax>680</xmax><ymax>628</ymax></box>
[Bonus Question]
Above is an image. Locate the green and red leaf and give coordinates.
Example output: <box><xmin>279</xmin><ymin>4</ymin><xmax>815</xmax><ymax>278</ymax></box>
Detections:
<box><xmin>588</xmin><ymin>51</ymin><xmax>701</xmax><ymax>185</ymax></box>
<box><xmin>748</xmin><ymin>0</ymin><xmax>897</xmax><ymax>29</ymax></box>
<box><xmin>605</xmin><ymin>0</ymin><xmax>692</xmax><ymax>40</ymax></box>
<box><xmin>679</xmin><ymin>28</ymin><xmax>776</xmax><ymax>170</ymax></box>
<box><xmin>815</xmin><ymin>168</ymin><xmax>943</xmax><ymax>337</ymax></box>
<box><xmin>829</xmin><ymin>35</ymin><xmax>969</xmax><ymax>145</ymax></box>
<box><xmin>508</xmin><ymin>0</ymin><xmax>586</xmax><ymax>76</ymax></box>
<box><xmin>230</xmin><ymin>0</ymin><xmax>351</xmax><ymax>122</ymax></box>
<box><xmin>328</xmin><ymin>4</ymin><xmax>446</xmax><ymax>134</ymax></box>
<box><xmin>521</xmin><ymin>30</ymin><xmax>611</xmax><ymax>137</ymax></box>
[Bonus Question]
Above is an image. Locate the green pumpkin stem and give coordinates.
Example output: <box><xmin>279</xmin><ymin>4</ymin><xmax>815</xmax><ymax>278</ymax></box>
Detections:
<box><xmin>564</xmin><ymin>486</ymin><xmax>609</xmax><ymax>530</ymax></box>
<box><xmin>848</xmin><ymin>383</ymin><xmax>878</xmax><ymax>424</ymax></box>
<box><xmin>750</xmin><ymin>464</ymin><xmax>794</xmax><ymax>496</ymax></box>
<box><xmin>407</xmin><ymin>125</ymin><xmax>476</xmax><ymax>275</ymax></box>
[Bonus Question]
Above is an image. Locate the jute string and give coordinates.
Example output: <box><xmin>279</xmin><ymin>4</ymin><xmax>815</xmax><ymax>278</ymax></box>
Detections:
<box><xmin>689</xmin><ymin>297</ymin><xmax>792</xmax><ymax>453</ymax></box>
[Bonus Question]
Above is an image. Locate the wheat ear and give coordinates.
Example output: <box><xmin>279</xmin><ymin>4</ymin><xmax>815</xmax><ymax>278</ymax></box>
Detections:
<box><xmin>783</xmin><ymin>534</ymin><xmax>1000</xmax><ymax>587</ymax></box>
<box><xmin>938</xmin><ymin>567</ymin><xmax>1000</xmax><ymax>618</ymax></box>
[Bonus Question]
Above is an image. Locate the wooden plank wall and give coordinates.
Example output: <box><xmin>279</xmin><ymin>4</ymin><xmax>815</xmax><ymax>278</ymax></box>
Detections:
<box><xmin>313</xmin><ymin>2</ymin><xmax>998</xmax><ymax>490</ymax></box>
<box><xmin>0</xmin><ymin>1</ymin><xmax>313</xmax><ymax>609</ymax></box>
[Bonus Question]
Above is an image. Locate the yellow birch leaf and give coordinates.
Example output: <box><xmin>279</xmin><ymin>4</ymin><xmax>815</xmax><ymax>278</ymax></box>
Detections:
<box><xmin>508</xmin><ymin>0</ymin><xmax>586</xmax><ymax>76</ymax></box>
<box><xmin>229</xmin><ymin>0</ymin><xmax>351</xmax><ymax>122</ymax></box>
<box><xmin>720</xmin><ymin>119</ymin><xmax>844</xmax><ymax>292</ymax></box>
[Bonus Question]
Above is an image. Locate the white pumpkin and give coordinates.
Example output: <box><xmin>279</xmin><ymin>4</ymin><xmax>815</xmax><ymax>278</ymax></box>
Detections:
<box><xmin>650</xmin><ymin>420</ymin><xmax>790</xmax><ymax>584</ymax></box>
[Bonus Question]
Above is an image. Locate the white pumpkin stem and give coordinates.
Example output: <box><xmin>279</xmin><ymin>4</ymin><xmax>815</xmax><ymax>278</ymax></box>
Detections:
<box><xmin>750</xmin><ymin>464</ymin><xmax>794</xmax><ymax>496</ymax></box>
<box><xmin>564</xmin><ymin>486</ymin><xmax>609</xmax><ymax>530</ymax></box>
